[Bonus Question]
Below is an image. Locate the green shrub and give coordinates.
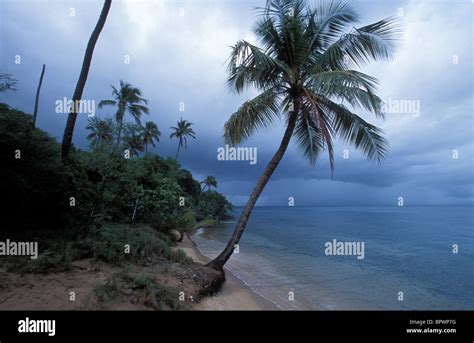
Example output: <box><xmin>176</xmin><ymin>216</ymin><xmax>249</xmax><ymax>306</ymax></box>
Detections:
<box><xmin>195</xmin><ymin>191</ymin><xmax>232</xmax><ymax>221</ymax></box>
<box><xmin>169</xmin><ymin>249</ymin><xmax>193</xmax><ymax>265</ymax></box>
<box><xmin>84</xmin><ymin>223</ymin><xmax>171</xmax><ymax>263</ymax></box>
<box><xmin>0</xmin><ymin>103</ymin><xmax>65</xmax><ymax>233</ymax></box>
<box><xmin>135</xmin><ymin>178</ymin><xmax>189</xmax><ymax>232</ymax></box>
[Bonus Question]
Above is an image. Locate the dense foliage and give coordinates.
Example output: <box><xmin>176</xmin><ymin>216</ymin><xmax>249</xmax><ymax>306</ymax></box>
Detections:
<box><xmin>0</xmin><ymin>103</ymin><xmax>231</xmax><ymax>241</ymax></box>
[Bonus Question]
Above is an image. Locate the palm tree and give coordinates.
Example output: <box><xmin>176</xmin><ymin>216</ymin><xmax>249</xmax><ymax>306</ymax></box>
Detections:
<box><xmin>98</xmin><ymin>80</ymin><xmax>149</xmax><ymax>147</ymax></box>
<box><xmin>207</xmin><ymin>0</ymin><xmax>399</xmax><ymax>270</ymax></box>
<box><xmin>86</xmin><ymin>117</ymin><xmax>114</xmax><ymax>149</ymax></box>
<box><xmin>201</xmin><ymin>176</ymin><xmax>218</xmax><ymax>192</ymax></box>
<box><xmin>33</xmin><ymin>64</ymin><xmax>45</xmax><ymax>127</ymax></box>
<box><xmin>142</xmin><ymin>121</ymin><xmax>161</xmax><ymax>153</ymax></box>
<box><xmin>123</xmin><ymin>124</ymin><xmax>145</xmax><ymax>157</ymax></box>
<box><xmin>170</xmin><ymin>118</ymin><xmax>196</xmax><ymax>159</ymax></box>
<box><xmin>61</xmin><ymin>0</ymin><xmax>112</xmax><ymax>158</ymax></box>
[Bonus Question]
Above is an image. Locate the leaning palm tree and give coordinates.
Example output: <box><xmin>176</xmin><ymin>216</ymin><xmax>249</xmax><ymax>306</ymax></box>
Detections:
<box><xmin>142</xmin><ymin>121</ymin><xmax>161</xmax><ymax>153</ymax></box>
<box><xmin>98</xmin><ymin>80</ymin><xmax>149</xmax><ymax>147</ymax></box>
<box><xmin>207</xmin><ymin>0</ymin><xmax>399</xmax><ymax>270</ymax></box>
<box><xmin>170</xmin><ymin>118</ymin><xmax>196</xmax><ymax>159</ymax></box>
<box><xmin>61</xmin><ymin>0</ymin><xmax>112</xmax><ymax>158</ymax></box>
<box><xmin>201</xmin><ymin>176</ymin><xmax>218</xmax><ymax>192</ymax></box>
<box><xmin>86</xmin><ymin>117</ymin><xmax>114</xmax><ymax>149</ymax></box>
<box><xmin>123</xmin><ymin>124</ymin><xmax>145</xmax><ymax>157</ymax></box>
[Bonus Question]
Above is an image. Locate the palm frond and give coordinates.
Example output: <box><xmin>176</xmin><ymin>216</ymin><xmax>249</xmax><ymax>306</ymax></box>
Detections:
<box><xmin>318</xmin><ymin>16</ymin><xmax>400</xmax><ymax>69</ymax></box>
<box><xmin>98</xmin><ymin>99</ymin><xmax>116</xmax><ymax>109</ymax></box>
<box><xmin>227</xmin><ymin>40</ymin><xmax>289</xmax><ymax>92</ymax></box>
<box><xmin>301</xmin><ymin>88</ymin><xmax>335</xmax><ymax>172</ymax></box>
<box><xmin>309</xmin><ymin>0</ymin><xmax>359</xmax><ymax>50</ymax></box>
<box><xmin>308</xmin><ymin>70</ymin><xmax>384</xmax><ymax>117</ymax></box>
<box><xmin>317</xmin><ymin>96</ymin><xmax>388</xmax><ymax>163</ymax></box>
<box><xmin>293</xmin><ymin>108</ymin><xmax>324</xmax><ymax>165</ymax></box>
<box><xmin>224</xmin><ymin>89</ymin><xmax>280</xmax><ymax>145</ymax></box>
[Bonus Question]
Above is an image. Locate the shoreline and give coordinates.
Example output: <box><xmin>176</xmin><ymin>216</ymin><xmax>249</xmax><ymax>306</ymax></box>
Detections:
<box><xmin>176</xmin><ymin>234</ymin><xmax>278</xmax><ymax>310</ymax></box>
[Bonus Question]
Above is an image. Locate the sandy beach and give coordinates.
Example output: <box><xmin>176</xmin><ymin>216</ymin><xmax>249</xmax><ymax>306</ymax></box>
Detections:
<box><xmin>175</xmin><ymin>235</ymin><xmax>278</xmax><ymax>310</ymax></box>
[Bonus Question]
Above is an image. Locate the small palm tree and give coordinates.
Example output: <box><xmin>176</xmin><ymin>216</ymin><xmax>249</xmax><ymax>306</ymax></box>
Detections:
<box><xmin>142</xmin><ymin>121</ymin><xmax>161</xmax><ymax>153</ymax></box>
<box><xmin>123</xmin><ymin>124</ymin><xmax>144</xmax><ymax>157</ymax></box>
<box><xmin>201</xmin><ymin>176</ymin><xmax>218</xmax><ymax>192</ymax></box>
<box><xmin>170</xmin><ymin>118</ymin><xmax>196</xmax><ymax>160</ymax></box>
<box><xmin>86</xmin><ymin>116</ymin><xmax>114</xmax><ymax>149</ymax></box>
<box><xmin>208</xmin><ymin>0</ymin><xmax>399</xmax><ymax>270</ymax></box>
<box><xmin>98</xmin><ymin>80</ymin><xmax>149</xmax><ymax>147</ymax></box>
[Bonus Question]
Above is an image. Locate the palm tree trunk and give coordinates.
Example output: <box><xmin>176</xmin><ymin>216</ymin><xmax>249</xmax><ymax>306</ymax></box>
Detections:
<box><xmin>175</xmin><ymin>141</ymin><xmax>181</xmax><ymax>160</ymax></box>
<box><xmin>207</xmin><ymin>111</ymin><xmax>298</xmax><ymax>270</ymax></box>
<box><xmin>115</xmin><ymin>119</ymin><xmax>123</xmax><ymax>149</ymax></box>
<box><xmin>61</xmin><ymin>0</ymin><xmax>112</xmax><ymax>158</ymax></box>
<box><xmin>33</xmin><ymin>64</ymin><xmax>45</xmax><ymax>127</ymax></box>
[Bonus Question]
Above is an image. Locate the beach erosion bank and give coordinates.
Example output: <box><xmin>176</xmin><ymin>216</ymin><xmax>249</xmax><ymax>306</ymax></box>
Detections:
<box><xmin>176</xmin><ymin>234</ymin><xmax>277</xmax><ymax>310</ymax></box>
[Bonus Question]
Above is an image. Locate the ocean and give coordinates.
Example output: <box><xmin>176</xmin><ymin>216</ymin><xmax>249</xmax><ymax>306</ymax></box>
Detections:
<box><xmin>193</xmin><ymin>206</ymin><xmax>474</xmax><ymax>310</ymax></box>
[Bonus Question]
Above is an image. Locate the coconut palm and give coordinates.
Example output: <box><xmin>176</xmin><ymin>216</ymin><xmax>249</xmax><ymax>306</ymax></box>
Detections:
<box><xmin>98</xmin><ymin>80</ymin><xmax>149</xmax><ymax>147</ymax></box>
<box><xmin>61</xmin><ymin>0</ymin><xmax>112</xmax><ymax>158</ymax></box>
<box><xmin>207</xmin><ymin>0</ymin><xmax>399</xmax><ymax>270</ymax></box>
<box><xmin>142</xmin><ymin>121</ymin><xmax>161</xmax><ymax>153</ymax></box>
<box><xmin>170</xmin><ymin>118</ymin><xmax>196</xmax><ymax>159</ymax></box>
<box><xmin>123</xmin><ymin>124</ymin><xmax>145</xmax><ymax>157</ymax></box>
<box><xmin>86</xmin><ymin>116</ymin><xmax>114</xmax><ymax>149</ymax></box>
<box><xmin>200</xmin><ymin>176</ymin><xmax>218</xmax><ymax>192</ymax></box>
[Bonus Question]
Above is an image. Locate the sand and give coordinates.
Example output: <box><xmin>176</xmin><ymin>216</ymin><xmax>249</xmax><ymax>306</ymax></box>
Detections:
<box><xmin>0</xmin><ymin>236</ymin><xmax>278</xmax><ymax>311</ymax></box>
<box><xmin>175</xmin><ymin>235</ymin><xmax>278</xmax><ymax>310</ymax></box>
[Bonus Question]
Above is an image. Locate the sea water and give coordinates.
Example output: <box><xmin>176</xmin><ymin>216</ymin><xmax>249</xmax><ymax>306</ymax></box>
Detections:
<box><xmin>193</xmin><ymin>206</ymin><xmax>474</xmax><ymax>310</ymax></box>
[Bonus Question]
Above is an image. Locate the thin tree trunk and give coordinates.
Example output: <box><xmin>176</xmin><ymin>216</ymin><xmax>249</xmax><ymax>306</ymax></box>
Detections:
<box><xmin>116</xmin><ymin>120</ymin><xmax>123</xmax><ymax>149</ymax></box>
<box><xmin>175</xmin><ymin>141</ymin><xmax>181</xmax><ymax>160</ymax></box>
<box><xmin>61</xmin><ymin>0</ymin><xmax>112</xmax><ymax>158</ymax></box>
<box><xmin>207</xmin><ymin>111</ymin><xmax>298</xmax><ymax>270</ymax></box>
<box><xmin>33</xmin><ymin>64</ymin><xmax>45</xmax><ymax>127</ymax></box>
<box><xmin>131</xmin><ymin>197</ymin><xmax>139</xmax><ymax>224</ymax></box>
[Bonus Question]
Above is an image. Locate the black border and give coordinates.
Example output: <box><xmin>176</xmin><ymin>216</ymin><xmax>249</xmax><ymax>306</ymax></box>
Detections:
<box><xmin>0</xmin><ymin>310</ymin><xmax>472</xmax><ymax>341</ymax></box>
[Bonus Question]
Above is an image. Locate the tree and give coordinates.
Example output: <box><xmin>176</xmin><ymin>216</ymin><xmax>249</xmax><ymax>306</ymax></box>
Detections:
<box><xmin>86</xmin><ymin>116</ymin><xmax>114</xmax><ymax>149</ymax></box>
<box><xmin>98</xmin><ymin>80</ymin><xmax>149</xmax><ymax>148</ymax></box>
<box><xmin>123</xmin><ymin>124</ymin><xmax>144</xmax><ymax>157</ymax></box>
<box><xmin>170</xmin><ymin>118</ymin><xmax>196</xmax><ymax>160</ymax></box>
<box><xmin>33</xmin><ymin>64</ymin><xmax>46</xmax><ymax>127</ymax></box>
<box><xmin>142</xmin><ymin>121</ymin><xmax>161</xmax><ymax>153</ymax></box>
<box><xmin>61</xmin><ymin>0</ymin><xmax>112</xmax><ymax>158</ymax></box>
<box><xmin>200</xmin><ymin>176</ymin><xmax>218</xmax><ymax>192</ymax></box>
<box><xmin>207</xmin><ymin>0</ymin><xmax>399</xmax><ymax>270</ymax></box>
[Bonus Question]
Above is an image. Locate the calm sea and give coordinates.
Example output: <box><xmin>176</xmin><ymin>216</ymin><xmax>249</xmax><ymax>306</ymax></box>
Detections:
<box><xmin>193</xmin><ymin>206</ymin><xmax>474</xmax><ymax>310</ymax></box>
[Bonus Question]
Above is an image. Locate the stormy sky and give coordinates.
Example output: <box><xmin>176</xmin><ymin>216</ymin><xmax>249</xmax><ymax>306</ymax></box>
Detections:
<box><xmin>1</xmin><ymin>0</ymin><xmax>473</xmax><ymax>206</ymax></box>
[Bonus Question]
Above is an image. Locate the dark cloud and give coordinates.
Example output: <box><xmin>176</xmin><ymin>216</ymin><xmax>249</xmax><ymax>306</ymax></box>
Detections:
<box><xmin>1</xmin><ymin>0</ymin><xmax>472</xmax><ymax>206</ymax></box>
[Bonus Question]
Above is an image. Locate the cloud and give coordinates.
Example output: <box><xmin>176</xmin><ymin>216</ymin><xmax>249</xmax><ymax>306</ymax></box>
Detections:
<box><xmin>1</xmin><ymin>0</ymin><xmax>472</xmax><ymax>206</ymax></box>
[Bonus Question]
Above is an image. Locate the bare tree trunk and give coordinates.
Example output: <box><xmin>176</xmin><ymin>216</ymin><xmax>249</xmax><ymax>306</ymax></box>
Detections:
<box><xmin>131</xmin><ymin>197</ymin><xmax>139</xmax><ymax>224</ymax></box>
<box><xmin>33</xmin><ymin>64</ymin><xmax>45</xmax><ymax>127</ymax></box>
<box><xmin>207</xmin><ymin>111</ymin><xmax>298</xmax><ymax>270</ymax></box>
<box><xmin>175</xmin><ymin>141</ymin><xmax>181</xmax><ymax>160</ymax></box>
<box><xmin>116</xmin><ymin>119</ymin><xmax>123</xmax><ymax>149</ymax></box>
<box><xmin>61</xmin><ymin>0</ymin><xmax>112</xmax><ymax>158</ymax></box>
